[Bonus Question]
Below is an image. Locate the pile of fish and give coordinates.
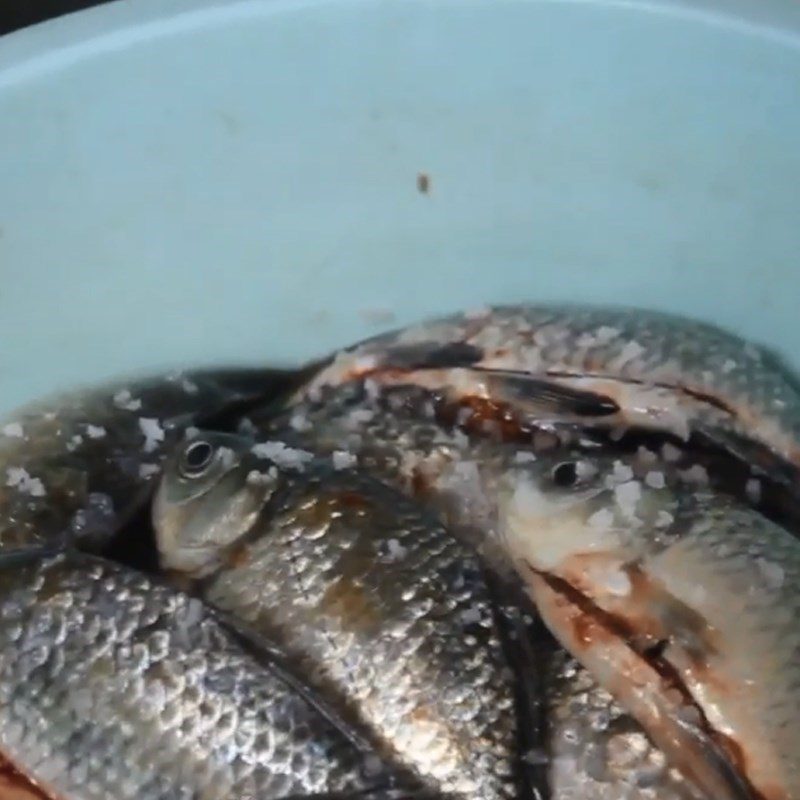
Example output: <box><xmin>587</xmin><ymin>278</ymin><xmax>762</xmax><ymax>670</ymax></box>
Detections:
<box><xmin>0</xmin><ymin>305</ymin><xmax>797</xmax><ymax>800</ymax></box>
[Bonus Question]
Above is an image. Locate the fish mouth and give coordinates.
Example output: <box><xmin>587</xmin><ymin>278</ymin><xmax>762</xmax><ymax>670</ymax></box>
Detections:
<box><xmin>525</xmin><ymin>565</ymin><xmax>766</xmax><ymax>800</ymax></box>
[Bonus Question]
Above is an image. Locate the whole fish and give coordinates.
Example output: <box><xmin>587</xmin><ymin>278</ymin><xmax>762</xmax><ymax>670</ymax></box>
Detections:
<box><xmin>499</xmin><ymin>453</ymin><xmax>800</xmax><ymax>800</ymax></box>
<box><xmin>250</xmin><ymin>384</ymin><xmax>800</xmax><ymax>800</ymax></box>
<box><xmin>0</xmin><ymin>550</ymin><xmax>407</xmax><ymax>800</ymax></box>
<box><xmin>154</xmin><ymin>432</ymin><xmax>530</xmax><ymax>800</ymax></box>
<box><xmin>294</xmin><ymin>305</ymin><xmax>800</xmax><ymax>485</ymax></box>
<box><xmin>0</xmin><ymin>366</ymin><xmax>306</xmax><ymax>552</ymax></box>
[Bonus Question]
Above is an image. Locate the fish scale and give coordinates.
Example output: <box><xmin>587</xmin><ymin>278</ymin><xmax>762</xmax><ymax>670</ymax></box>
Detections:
<box><xmin>298</xmin><ymin>305</ymin><xmax>800</xmax><ymax>483</ymax></box>
<box><xmin>249</xmin><ymin>381</ymin><xmax>800</xmax><ymax>800</ymax></box>
<box><xmin>154</xmin><ymin>435</ymin><xmax>528</xmax><ymax>800</ymax></box>
<box><xmin>0</xmin><ymin>551</ymin><xmax>396</xmax><ymax>800</ymax></box>
<box><xmin>0</xmin><ymin>367</ymin><xmax>303</xmax><ymax>553</ymax></box>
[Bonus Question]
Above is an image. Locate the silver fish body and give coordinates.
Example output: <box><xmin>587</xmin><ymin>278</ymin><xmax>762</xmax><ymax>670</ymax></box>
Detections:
<box><xmin>154</xmin><ymin>433</ymin><xmax>525</xmax><ymax>800</ymax></box>
<box><xmin>252</xmin><ymin>386</ymin><xmax>800</xmax><ymax>800</ymax></box>
<box><xmin>0</xmin><ymin>367</ymin><xmax>302</xmax><ymax>552</ymax></box>
<box><xmin>0</xmin><ymin>551</ymin><xmax>386</xmax><ymax>800</ymax></box>
<box><xmin>298</xmin><ymin>305</ymin><xmax>800</xmax><ymax>483</ymax></box>
<box><xmin>545</xmin><ymin>652</ymin><xmax>702</xmax><ymax>800</ymax></box>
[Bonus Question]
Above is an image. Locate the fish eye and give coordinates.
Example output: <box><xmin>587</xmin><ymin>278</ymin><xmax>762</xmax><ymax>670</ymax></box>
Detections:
<box><xmin>552</xmin><ymin>461</ymin><xmax>579</xmax><ymax>488</ymax></box>
<box><xmin>180</xmin><ymin>440</ymin><xmax>215</xmax><ymax>478</ymax></box>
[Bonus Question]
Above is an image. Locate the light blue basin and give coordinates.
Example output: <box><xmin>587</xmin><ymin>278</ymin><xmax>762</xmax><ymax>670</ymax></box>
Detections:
<box><xmin>0</xmin><ymin>0</ymin><xmax>798</xmax><ymax>414</ymax></box>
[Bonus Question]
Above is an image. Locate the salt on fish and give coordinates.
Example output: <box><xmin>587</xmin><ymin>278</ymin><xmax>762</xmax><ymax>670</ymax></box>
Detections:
<box><xmin>614</xmin><ymin>481</ymin><xmax>641</xmax><ymax>519</ymax></box>
<box><xmin>332</xmin><ymin>451</ymin><xmax>357</xmax><ymax>471</ymax></box>
<box><xmin>289</xmin><ymin>413</ymin><xmax>313</xmax><ymax>433</ymax></box>
<box><xmin>85</xmin><ymin>424</ymin><xmax>106</xmax><ymax>440</ymax></box>
<box><xmin>679</xmin><ymin>464</ymin><xmax>709</xmax><ymax>486</ymax></box>
<box><xmin>1</xmin><ymin>422</ymin><xmax>24</xmax><ymax>438</ymax></box>
<box><xmin>6</xmin><ymin>467</ymin><xmax>46</xmax><ymax>497</ymax></box>
<box><xmin>113</xmin><ymin>389</ymin><xmax>143</xmax><ymax>412</ymax></box>
<box><xmin>251</xmin><ymin>441</ymin><xmax>314</xmax><ymax>470</ymax></box>
<box><xmin>66</xmin><ymin>434</ymin><xmax>83</xmax><ymax>452</ymax></box>
<box><xmin>138</xmin><ymin>418</ymin><xmax>165</xmax><ymax>453</ymax></box>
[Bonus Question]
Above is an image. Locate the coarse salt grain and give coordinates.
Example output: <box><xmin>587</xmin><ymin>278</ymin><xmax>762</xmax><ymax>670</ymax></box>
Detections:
<box><xmin>289</xmin><ymin>414</ymin><xmax>313</xmax><ymax>433</ymax></box>
<box><xmin>614</xmin><ymin>480</ymin><xmax>641</xmax><ymax>517</ymax></box>
<box><xmin>645</xmin><ymin>471</ymin><xmax>666</xmax><ymax>489</ymax></box>
<box><xmin>513</xmin><ymin>451</ymin><xmax>537</xmax><ymax>464</ymax></box>
<box><xmin>138</xmin><ymin>418</ymin><xmax>165</xmax><ymax>453</ymax></box>
<box><xmin>656</xmin><ymin>510</ymin><xmax>674</xmax><ymax>528</ymax></box>
<box><xmin>722</xmin><ymin>359</ymin><xmax>737</xmax><ymax>374</ymax></box>
<box><xmin>332</xmin><ymin>451</ymin><xmax>357</xmax><ymax>470</ymax></box>
<box><xmin>756</xmin><ymin>558</ymin><xmax>784</xmax><ymax>590</ymax></box>
<box><xmin>85</xmin><ymin>424</ymin><xmax>106</xmax><ymax>439</ymax></box>
<box><xmin>113</xmin><ymin>390</ymin><xmax>142</xmax><ymax>412</ymax></box>
<box><xmin>611</xmin><ymin>461</ymin><xmax>634</xmax><ymax>483</ymax></box>
<box><xmin>2</xmin><ymin>422</ymin><xmax>24</xmax><ymax>438</ymax></box>
<box><xmin>251</xmin><ymin>441</ymin><xmax>314</xmax><ymax>470</ymax></box>
<box><xmin>6</xmin><ymin>467</ymin><xmax>46</xmax><ymax>497</ymax></box>
<box><xmin>636</xmin><ymin>446</ymin><xmax>658</xmax><ymax>466</ymax></box>
<box><xmin>385</xmin><ymin>539</ymin><xmax>408</xmax><ymax>561</ymax></box>
<box><xmin>246</xmin><ymin>470</ymin><xmax>276</xmax><ymax>486</ymax></box>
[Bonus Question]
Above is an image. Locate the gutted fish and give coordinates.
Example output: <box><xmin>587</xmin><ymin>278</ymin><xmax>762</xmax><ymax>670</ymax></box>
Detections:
<box><xmin>544</xmin><ymin>651</ymin><xmax>703</xmax><ymax>800</ymax></box>
<box><xmin>0</xmin><ymin>550</ymin><xmax>401</xmax><ymax>800</ymax></box>
<box><xmin>0</xmin><ymin>366</ymin><xmax>303</xmax><ymax>552</ymax></box>
<box><xmin>154</xmin><ymin>432</ymin><xmax>529</xmax><ymax>800</ymax></box>
<box><xmin>253</xmin><ymin>385</ymin><xmax>800</xmax><ymax>800</ymax></box>
<box><xmin>296</xmin><ymin>305</ymin><xmax>800</xmax><ymax>482</ymax></box>
<box><xmin>501</xmin><ymin>461</ymin><xmax>800</xmax><ymax>800</ymax></box>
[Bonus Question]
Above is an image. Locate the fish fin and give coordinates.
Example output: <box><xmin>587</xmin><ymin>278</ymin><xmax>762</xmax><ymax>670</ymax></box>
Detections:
<box><xmin>374</xmin><ymin>342</ymin><xmax>485</xmax><ymax>370</ymax></box>
<box><xmin>0</xmin><ymin>545</ymin><xmax>65</xmax><ymax>566</ymax></box>
<box><xmin>171</xmin><ymin>366</ymin><xmax>318</xmax><ymax>432</ymax></box>
<box><xmin>694</xmin><ymin>427</ymin><xmax>799</xmax><ymax>490</ymax></box>
<box><xmin>210</xmin><ymin>609</ymin><xmax>378</xmax><ymax>757</ymax></box>
<box><xmin>476</xmin><ymin>369</ymin><xmax>620</xmax><ymax>417</ymax></box>
<box><xmin>484</xmin><ymin>572</ymin><xmax>552</xmax><ymax>800</ymax></box>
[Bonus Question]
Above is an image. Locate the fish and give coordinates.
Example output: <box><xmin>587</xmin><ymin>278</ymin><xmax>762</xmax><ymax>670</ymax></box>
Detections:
<box><xmin>498</xmin><ymin>453</ymin><xmax>800</xmax><ymax>800</ymax></box>
<box><xmin>293</xmin><ymin>305</ymin><xmax>800</xmax><ymax>485</ymax></box>
<box><xmin>0</xmin><ymin>549</ymin><xmax>418</xmax><ymax>800</ymax></box>
<box><xmin>250</xmin><ymin>384</ymin><xmax>800</xmax><ymax>800</ymax></box>
<box><xmin>0</xmin><ymin>366</ymin><xmax>307</xmax><ymax>553</ymax></box>
<box><xmin>154</xmin><ymin>431</ymin><xmax>532</xmax><ymax>800</ymax></box>
<box><xmin>544</xmin><ymin>651</ymin><xmax>703</xmax><ymax>800</ymax></box>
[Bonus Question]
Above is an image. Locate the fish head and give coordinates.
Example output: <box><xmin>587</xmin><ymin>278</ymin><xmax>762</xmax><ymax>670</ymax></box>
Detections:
<box><xmin>154</xmin><ymin>431</ymin><xmax>276</xmax><ymax>576</ymax></box>
<box><xmin>499</xmin><ymin>451</ymin><xmax>680</xmax><ymax>586</ymax></box>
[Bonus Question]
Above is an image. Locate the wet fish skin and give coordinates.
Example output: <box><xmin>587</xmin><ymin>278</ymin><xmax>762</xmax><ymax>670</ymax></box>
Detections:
<box><xmin>297</xmin><ymin>305</ymin><xmax>800</xmax><ymax>481</ymax></box>
<box><xmin>494</xmin><ymin>453</ymin><xmax>800</xmax><ymax>800</ymax></box>
<box><xmin>0</xmin><ymin>366</ymin><xmax>303</xmax><ymax>552</ymax></box>
<box><xmin>544</xmin><ymin>651</ymin><xmax>703</xmax><ymax>800</ymax></box>
<box><xmin>0</xmin><ymin>551</ymin><xmax>387</xmax><ymax>800</ymax></box>
<box><xmin>155</xmin><ymin>432</ymin><xmax>525</xmax><ymax>800</ymax></box>
<box><xmin>253</xmin><ymin>386</ymin><xmax>800</xmax><ymax>800</ymax></box>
